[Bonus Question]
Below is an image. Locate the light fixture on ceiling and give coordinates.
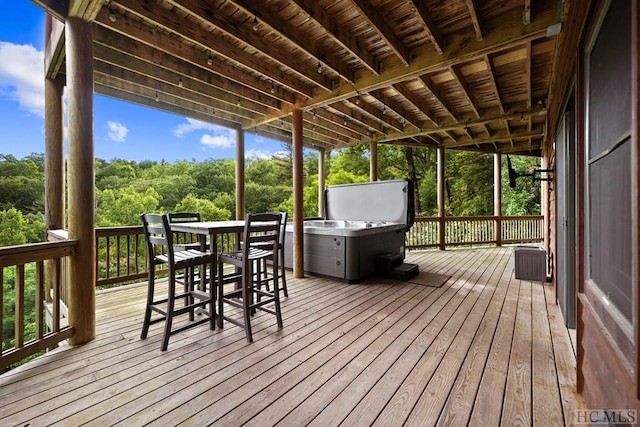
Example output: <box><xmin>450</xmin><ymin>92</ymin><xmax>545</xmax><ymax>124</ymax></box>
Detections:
<box><xmin>317</xmin><ymin>62</ymin><xmax>322</xmax><ymax>74</ymax></box>
<box><xmin>108</xmin><ymin>3</ymin><xmax>116</xmax><ymax>22</ymax></box>
<box><xmin>207</xmin><ymin>53</ymin><xmax>213</xmax><ymax>65</ymax></box>
<box><xmin>178</xmin><ymin>77</ymin><xmax>183</xmax><ymax>87</ymax></box>
<box><xmin>252</xmin><ymin>17</ymin><xmax>259</xmax><ymax>31</ymax></box>
<box><xmin>313</xmin><ymin>109</ymin><xmax>317</xmax><ymax>120</ymax></box>
<box><xmin>382</xmin><ymin>106</ymin><xmax>387</xmax><ymax>115</ymax></box>
<box><xmin>356</xmin><ymin>96</ymin><xmax>360</xmax><ymax>105</ymax></box>
<box><xmin>270</xmin><ymin>82</ymin><xmax>276</xmax><ymax>94</ymax></box>
<box><xmin>155</xmin><ymin>92</ymin><xmax>159</xmax><ymax>102</ymax></box>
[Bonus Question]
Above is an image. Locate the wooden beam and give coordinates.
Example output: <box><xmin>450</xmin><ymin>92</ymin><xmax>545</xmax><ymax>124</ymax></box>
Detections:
<box><xmin>494</xmin><ymin>153</ymin><xmax>502</xmax><ymax>246</ymax></box>
<box><xmin>94</xmin><ymin>10</ymin><xmax>299</xmax><ymax>104</ymax></box>
<box><xmin>93</xmin><ymin>45</ymin><xmax>275</xmax><ymax>116</ymax></box>
<box><xmin>325</xmin><ymin>102</ymin><xmax>387</xmax><ymax>135</ymax></box>
<box><xmin>485</xmin><ymin>54</ymin><xmax>505</xmax><ymax>114</ymax></box>
<box><xmin>523</xmin><ymin>0</ymin><xmax>532</xmax><ymax>25</ymax></box>
<box><xmin>159</xmin><ymin>0</ymin><xmax>334</xmax><ymax>90</ymax></box>
<box><xmin>235</xmin><ymin>130</ymin><xmax>245</xmax><ymax>220</ymax></box>
<box><xmin>30</xmin><ymin>0</ymin><xmax>68</xmax><ymax>21</ymax></box>
<box><xmin>93</xmin><ymin>27</ymin><xmax>285</xmax><ymax>110</ymax></box>
<box><xmin>419</xmin><ymin>75</ymin><xmax>458</xmax><ymax>121</ymax></box>
<box><xmin>349</xmin><ymin>0</ymin><xmax>412</xmax><ymax>66</ymax></box>
<box><xmin>449</xmin><ymin>65</ymin><xmax>481</xmax><ymax>118</ymax></box>
<box><xmin>526</xmin><ymin>40</ymin><xmax>532</xmax><ymax>108</ymax></box>
<box><xmin>245</xmin><ymin>2</ymin><xmax>557</xmax><ymax>129</ymax></box>
<box><xmin>290</xmin><ymin>0</ymin><xmax>380</xmax><ymax>75</ymax></box>
<box><xmin>112</xmin><ymin>0</ymin><xmax>320</xmax><ymax>97</ymax></box>
<box><xmin>437</xmin><ymin>147</ymin><xmax>446</xmax><ymax>250</ymax></box>
<box><xmin>392</xmin><ymin>82</ymin><xmax>439</xmax><ymax>126</ymax></box>
<box><xmin>370</xmin><ymin>141</ymin><xmax>378</xmax><ymax>181</ymax></box>
<box><xmin>369</xmin><ymin>90</ymin><xmax>424</xmax><ymax>129</ymax></box>
<box><xmin>318</xmin><ymin>148</ymin><xmax>326</xmax><ymax>217</ymax></box>
<box><xmin>93</xmin><ymin>63</ymin><xmax>258</xmax><ymax>120</ymax></box>
<box><xmin>228</xmin><ymin>0</ymin><xmax>356</xmax><ymax>82</ymax></box>
<box><xmin>65</xmin><ymin>16</ymin><xmax>95</xmax><ymax>345</ymax></box>
<box><xmin>378</xmin><ymin>104</ymin><xmax>546</xmax><ymax>143</ymax></box>
<box><xmin>466</xmin><ymin>0</ymin><xmax>484</xmax><ymax>41</ymax></box>
<box><xmin>411</xmin><ymin>0</ymin><xmax>445</xmax><ymax>54</ymax></box>
<box><xmin>344</xmin><ymin>97</ymin><xmax>406</xmax><ymax>132</ymax></box>
<box><xmin>44</xmin><ymin>15</ymin><xmax>65</xmax><ymax>79</ymax></box>
<box><xmin>442</xmin><ymin>128</ymin><xmax>544</xmax><ymax>148</ymax></box>
<box><xmin>292</xmin><ymin>109</ymin><xmax>304</xmax><ymax>278</ymax></box>
<box><xmin>94</xmin><ymin>82</ymin><xmax>241</xmax><ymax>130</ymax></box>
<box><xmin>68</xmin><ymin>0</ymin><xmax>102</xmax><ymax>20</ymax></box>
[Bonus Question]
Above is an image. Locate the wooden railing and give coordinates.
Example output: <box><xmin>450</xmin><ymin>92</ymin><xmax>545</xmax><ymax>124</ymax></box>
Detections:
<box><xmin>95</xmin><ymin>226</ymin><xmax>239</xmax><ymax>288</ymax></box>
<box><xmin>406</xmin><ymin>215</ymin><xmax>543</xmax><ymax>249</ymax></box>
<box><xmin>0</xmin><ymin>234</ymin><xmax>76</xmax><ymax>371</ymax></box>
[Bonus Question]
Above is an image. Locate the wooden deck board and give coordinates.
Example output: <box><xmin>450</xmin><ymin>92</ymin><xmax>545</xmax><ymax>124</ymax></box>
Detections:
<box><xmin>0</xmin><ymin>247</ymin><xmax>584</xmax><ymax>426</ymax></box>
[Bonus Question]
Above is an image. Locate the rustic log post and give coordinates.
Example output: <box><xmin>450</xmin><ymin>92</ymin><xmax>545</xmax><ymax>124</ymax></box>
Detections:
<box><xmin>235</xmin><ymin>128</ymin><xmax>245</xmax><ymax>220</ymax></box>
<box><xmin>494</xmin><ymin>153</ymin><xmax>503</xmax><ymax>246</ymax></box>
<box><xmin>370</xmin><ymin>141</ymin><xmax>378</xmax><ymax>181</ymax></box>
<box><xmin>292</xmin><ymin>109</ymin><xmax>304</xmax><ymax>278</ymax></box>
<box><xmin>66</xmin><ymin>16</ymin><xmax>95</xmax><ymax>345</ymax></box>
<box><xmin>318</xmin><ymin>147</ymin><xmax>326</xmax><ymax>218</ymax></box>
<box><xmin>437</xmin><ymin>147</ymin><xmax>446</xmax><ymax>250</ymax></box>
<box><xmin>44</xmin><ymin>74</ymin><xmax>65</xmax><ymax>303</ymax></box>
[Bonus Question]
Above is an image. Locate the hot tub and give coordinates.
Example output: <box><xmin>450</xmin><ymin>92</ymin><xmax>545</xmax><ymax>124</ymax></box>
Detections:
<box><xmin>283</xmin><ymin>180</ymin><xmax>414</xmax><ymax>283</ymax></box>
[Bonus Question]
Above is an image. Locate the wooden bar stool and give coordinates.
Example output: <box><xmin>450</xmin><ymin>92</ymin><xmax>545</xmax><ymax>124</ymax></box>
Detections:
<box><xmin>140</xmin><ymin>213</ymin><xmax>216</xmax><ymax>351</ymax></box>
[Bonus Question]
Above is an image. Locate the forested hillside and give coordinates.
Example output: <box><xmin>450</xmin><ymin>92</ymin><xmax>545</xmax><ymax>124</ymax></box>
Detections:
<box><xmin>0</xmin><ymin>147</ymin><xmax>540</xmax><ymax>247</ymax></box>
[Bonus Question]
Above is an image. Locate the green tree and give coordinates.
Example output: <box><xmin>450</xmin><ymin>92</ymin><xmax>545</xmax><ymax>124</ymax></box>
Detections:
<box><xmin>96</xmin><ymin>186</ymin><xmax>161</xmax><ymax>226</ymax></box>
<box><xmin>0</xmin><ymin>208</ymin><xmax>27</xmax><ymax>246</ymax></box>
<box><xmin>174</xmin><ymin>194</ymin><xmax>231</xmax><ymax>221</ymax></box>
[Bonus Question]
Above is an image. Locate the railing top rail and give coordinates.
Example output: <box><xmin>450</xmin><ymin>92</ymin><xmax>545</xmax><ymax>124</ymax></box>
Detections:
<box><xmin>0</xmin><ymin>240</ymin><xmax>77</xmax><ymax>267</ymax></box>
<box><xmin>413</xmin><ymin>215</ymin><xmax>543</xmax><ymax>221</ymax></box>
<box><xmin>96</xmin><ymin>226</ymin><xmax>144</xmax><ymax>237</ymax></box>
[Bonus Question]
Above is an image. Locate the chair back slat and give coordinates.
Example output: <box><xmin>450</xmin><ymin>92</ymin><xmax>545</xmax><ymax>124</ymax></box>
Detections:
<box><xmin>243</xmin><ymin>213</ymin><xmax>281</xmax><ymax>256</ymax></box>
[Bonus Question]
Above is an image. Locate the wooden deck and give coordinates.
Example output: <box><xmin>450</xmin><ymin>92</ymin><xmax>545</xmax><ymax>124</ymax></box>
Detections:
<box><xmin>0</xmin><ymin>247</ymin><xmax>583</xmax><ymax>426</ymax></box>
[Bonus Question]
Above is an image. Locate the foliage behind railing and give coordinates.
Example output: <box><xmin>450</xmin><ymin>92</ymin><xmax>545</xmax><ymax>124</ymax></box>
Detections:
<box><xmin>406</xmin><ymin>215</ymin><xmax>543</xmax><ymax>249</ymax></box>
<box><xmin>0</xmin><ymin>235</ymin><xmax>76</xmax><ymax>371</ymax></box>
<box><xmin>95</xmin><ymin>226</ymin><xmax>239</xmax><ymax>288</ymax></box>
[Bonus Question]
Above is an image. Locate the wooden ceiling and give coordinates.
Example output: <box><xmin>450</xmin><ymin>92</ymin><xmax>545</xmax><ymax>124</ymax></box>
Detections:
<box><xmin>36</xmin><ymin>0</ymin><xmax>564</xmax><ymax>156</ymax></box>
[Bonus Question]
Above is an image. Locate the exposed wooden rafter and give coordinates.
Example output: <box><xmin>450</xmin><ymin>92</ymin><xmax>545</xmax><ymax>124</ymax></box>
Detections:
<box><xmin>465</xmin><ymin>0</ymin><xmax>484</xmax><ymax>41</ymax></box>
<box><xmin>411</xmin><ymin>0</ymin><xmax>445</xmax><ymax>54</ymax></box>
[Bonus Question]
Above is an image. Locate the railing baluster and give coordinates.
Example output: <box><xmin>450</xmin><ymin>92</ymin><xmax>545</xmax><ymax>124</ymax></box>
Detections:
<box><xmin>15</xmin><ymin>265</ymin><xmax>25</xmax><ymax>349</ymax></box>
<box><xmin>36</xmin><ymin>261</ymin><xmax>44</xmax><ymax>340</ymax></box>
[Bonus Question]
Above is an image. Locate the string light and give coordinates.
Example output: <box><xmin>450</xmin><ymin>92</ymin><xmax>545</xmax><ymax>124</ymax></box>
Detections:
<box><xmin>317</xmin><ymin>62</ymin><xmax>322</xmax><ymax>74</ymax></box>
<box><xmin>207</xmin><ymin>53</ymin><xmax>213</xmax><ymax>65</ymax></box>
<box><xmin>178</xmin><ymin>77</ymin><xmax>183</xmax><ymax>87</ymax></box>
<box><xmin>108</xmin><ymin>4</ymin><xmax>116</xmax><ymax>22</ymax></box>
<box><xmin>252</xmin><ymin>17</ymin><xmax>259</xmax><ymax>31</ymax></box>
<box><xmin>270</xmin><ymin>82</ymin><xmax>276</xmax><ymax>94</ymax></box>
<box><xmin>155</xmin><ymin>92</ymin><xmax>159</xmax><ymax>102</ymax></box>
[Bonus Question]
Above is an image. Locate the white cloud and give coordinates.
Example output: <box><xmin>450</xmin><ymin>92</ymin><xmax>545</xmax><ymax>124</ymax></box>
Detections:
<box><xmin>0</xmin><ymin>42</ymin><xmax>45</xmax><ymax>117</ymax></box>
<box><xmin>245</xmin><ymin>149</ymin><xmax>274</xmax><ymax>160</ymax></box>
<box><xmin>173</xmin><ymin>117</ymin><xmax>236</xmax><ymax>150</ymax></box>
<box><xmin>201</xmin><ymin>134</ymin><xmax>233</xmax><ymax>148</ymax></box>
<box><xmin>107</xmin><ymin>121</ymin><xmax>128</xmax><ymax>142</ymax></box>
<box><xmin>173</xmin><ymin>117</ymin><xmax>218</xmax><ymax>137</ymax></box>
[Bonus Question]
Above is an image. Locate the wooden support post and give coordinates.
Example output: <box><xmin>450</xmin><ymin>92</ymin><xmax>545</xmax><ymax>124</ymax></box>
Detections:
<box><xmin>292</xmin><ymin>109</ymin><xmax>304</xmax><ymax>278</ymax></box>
<box><xmin>494</xmin><ymin>152</ymin><xmax>503</xmax><ymax>246</ymax></box>
<box><xmin>437</xmin><ymin>147</ymin><xmax>446</xmax><ymax>250</ymax></box>
<box><xmin>235</xmin><ymin>128</ymin><xmax>245</xmax><ymax>220</ymax></box>
<box><xmin>44</xmin><ymin>74</ymin><xmax>65</xmax><ymax>303</ymax></box>
<box><xmin>318</xmin><ymin>147</ymin><xmax>326</xmax><ymax>218</ymax></box>
<box><xmin>66</xmin><ymin>16</ymin><xmax>95</xmax><ymax>345</ymax></box>
<box><xmin>370</xmin><ymin>141</ymin><xmax>378</xmax><ymax>181</ymax></box>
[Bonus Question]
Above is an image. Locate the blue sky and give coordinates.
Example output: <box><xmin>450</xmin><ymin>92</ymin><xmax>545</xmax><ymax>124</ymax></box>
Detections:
<box><xmin>0</xmin><ymin>2</ymin><xmax>287</xmax><ymax>163</ymax></box>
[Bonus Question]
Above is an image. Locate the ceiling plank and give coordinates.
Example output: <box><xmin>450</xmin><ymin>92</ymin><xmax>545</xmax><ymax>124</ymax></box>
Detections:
<box><xmin>31</xmin><ymin>0</ymin><xmax>68</xmax><ymax>20</ymax></box>
<box><xmin>344</xmin><ymin>97</ymin><xmax>406</xmax><ymax>132</ymax></box>
<box><xmin>441</xmin><ymin>127</ymin><xmax>544</xmax><ymax>148</ymax></box>
<box><xmin>93</xmin><ymin>29</ymin><xmax>282</xmax><ymax>111</ymax></box>
<box><xmin>526</xmin><ymin>40</ymin><xmax>532</xmax><ymax>108</ymax></box>
<box><xmin>160</xmin><ymin>0</ymin><xmax>334</xmax><ymax>91</ymax></box>
<box><xmin>392</xmin><ymin>82</ymin><xmax>439</xmax><ymax>126</ymax></box>
<box><xmin>68</xmin><ymin>0</ymin><xmax>102</xmax><ymax>20</ymax></box>
<box><xmin>348</xmin><ymin>0</ymin><xmax>412</xmax><ymax>66</ymax></box>
<box><xmin>228</xmin><ymin>0</ymin><xmax>357</xmax><ymax>82</ymax></box>
<box><xmin>93</xmin><ymin>44</ymin><xmax>273</xmax><ymax>116</ymax></box>
<box><xmin>523</xmin><ymin>0</ymin><xmax>532</xmax><ymax>25</ymax></box>
<box><xmin>369</xmin><ymin>90</ymin><xmax>423</xmax><ymax>129</ymax></box>
<box><xmin>484</xmin><ymin>54</ymin><xmax>505</xmax><ymax>114</ymax></box>
<box><xmin>326</xmin><ymin>102</ymin><xmax>387</xmax><ymax>135</ymax></box>
<box><xmin>246</xmin><ymin>3</ymin><xmax>557</xmax><ymax>129</ymax></box>
<box><xmin>410</xmin><ymin>0</ymin><xmax>445</xmax><ymax>54</ymax></box>
<box><xmin>290</xmin><ymin>0</ymin><xmax>380</xmax><ymax>75</ymax></box>
<box><xmin>419</xmin><ymin>75</ymin><xmax>457</xmax><ymax>121</ymax></box>
<box><xmin>45</xmin><ymin>15</ymin><xmax>65</xmax><ymax>78</ymax></box>
<box><xmin>94</xmin><ymin>11</ymin><xmax>297</xmax><ymax>105</ymax></box>
<box><xmin>114</xmin><ymin>0</ymin><xmax>332</xmax><ymax>93</ymax></box>
<box><xmin>95</xmin><ymin>83</ymin><xmax>240</xmax><ymax>130</ymax></box>
<box><xmin>465</xmin><ymin>0</ymin><xmax>484</xmax><ymax>41</ymax></box>
<box><xmin>449</xmin><ymin>65</ymin><xmax>481</xmax><ymax>118</ymax></box>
